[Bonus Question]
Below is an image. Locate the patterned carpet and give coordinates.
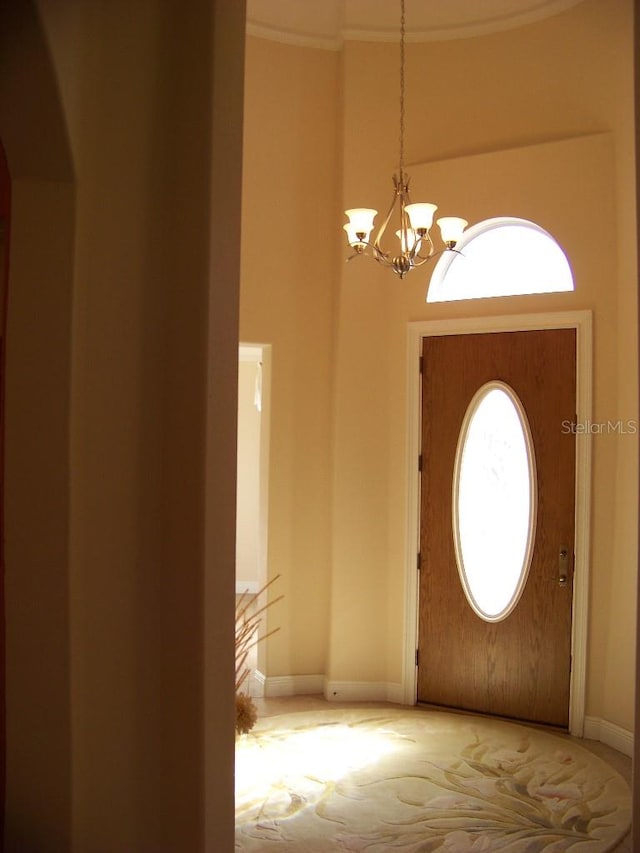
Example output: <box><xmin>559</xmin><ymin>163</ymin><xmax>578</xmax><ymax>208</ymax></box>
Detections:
<box><xmin>235</xmin><ymin>707</ymin><xmax>631</xmax><ymax>852</ymax></box>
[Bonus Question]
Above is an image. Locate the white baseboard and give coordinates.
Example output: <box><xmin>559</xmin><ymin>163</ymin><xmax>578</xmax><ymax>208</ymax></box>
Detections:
<box><xmin>262</xmin><ymin>673</ymin><xmax>324</xmax><ymax>698</ymax></box>
<box><xmin>323</xmin><ymin>680</ymin><xmax>405</xmax><ymax>704</ymax></box>
<box><xmin>583</xmin><ymin>716</ymin><xmax>634</xmax><ymax>757</ymax></box>
<box><xmin>253</xmin><ymin>675</ymin><xmax>634</xmax><ymax>759</ymax></box>
<box><xmin>385</xmin><ymin>682</ymin><xmax>405</xmax><ymax>705</ymax></box>
<box><xmin>250</xmin><ymin>669</ymin><xmax>266</xmax><ymax>699</ymax></box>
<box><xmin>256</xmin><ymin>674</ymin><xmax>406</xmax><ymax>704</ymax></box>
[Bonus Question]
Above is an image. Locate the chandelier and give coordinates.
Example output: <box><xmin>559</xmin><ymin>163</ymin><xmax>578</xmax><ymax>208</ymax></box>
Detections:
<box><xmin>343</xmin><ymin>0</ymin><xmax>467</xmax><ymax>279</ymax></box>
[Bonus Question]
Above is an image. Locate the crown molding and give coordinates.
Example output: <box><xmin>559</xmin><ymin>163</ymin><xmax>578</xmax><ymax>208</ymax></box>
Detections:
<box><xmin>246</xmin><ymin>22</ymin><xmax>343</xmax><ymax>52</ymax></box>
<box><xmin>247</xmin><ymin>0</ymin><xmax>587</xmax><ymax>48</ymax></box>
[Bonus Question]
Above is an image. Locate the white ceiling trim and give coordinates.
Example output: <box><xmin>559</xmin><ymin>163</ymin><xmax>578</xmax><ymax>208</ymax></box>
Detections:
<box><xmin>342</xmin><ymin>0</ymin><xmax>587</xmax><ymax>43</ymax></box>
<box><xmin>246</xmin><ymin>0</ymin><xmax>587</xmax><ymax>50</ymax></box>
<box><xmin>245</xmin><ymin>22</ymin><xmax>343</xmax><ymax>52</ymax></box>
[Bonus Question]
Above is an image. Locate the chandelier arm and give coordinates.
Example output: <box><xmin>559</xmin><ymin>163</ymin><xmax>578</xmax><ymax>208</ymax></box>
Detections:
<box><xmin>411</xmin><ymin>230</ymin><xmax>435</xmax><ymax>262</ymax></box>
<box><xmin>345</xmin><ymin>238</ymin><xmax>393</xmax><ymax>267</ymax></box>
<box><xmin>411</xmin><ymin>246</ymin><xmax>463</xmax><ymax>268</ymax></box>
<box><xmin>372</xmin><ymin>188</ymin><xmax>402</xmax><ymax>258</ymax></box>
<box><xmin>400</xmin><ymin>198</ymin><xmax>416</xmax><ymax>255</ymax></box>
<box><xmin>407</xmin><ymin>252</ymin><xmax>436</xmax><ymax>269</ymax></box>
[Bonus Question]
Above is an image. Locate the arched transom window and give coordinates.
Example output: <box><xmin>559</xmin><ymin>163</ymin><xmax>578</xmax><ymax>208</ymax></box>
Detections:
<box><xmin>427</xmin><ymin>217</ymin><xmax>574</xmax><ymax>303</ymax></box>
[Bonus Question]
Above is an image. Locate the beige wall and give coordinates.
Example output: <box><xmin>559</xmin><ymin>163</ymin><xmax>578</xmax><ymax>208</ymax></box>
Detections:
<box><xmin>241</xmin><ymin>37</ymin><xmax>339</xmax><ymax>678</ymax></box>
<box><xmin>334</xmin><ymin>0</ymin><xmax>637</xmax><ymax>729</ymax></box>
<box><xmin>243</xmin><ymin>0</ymin><xmax>637</xmax><ymax>732</ymax></box>
<box><xmin>1</xmin><ymin>0</ymin><xmax>243</xmax><ymax>850</ymax></box>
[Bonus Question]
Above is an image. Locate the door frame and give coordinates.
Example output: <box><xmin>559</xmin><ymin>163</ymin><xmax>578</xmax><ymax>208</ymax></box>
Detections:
<box><xmin>402</xmin><ymin>310</ymin><xmax>592</xmax><ymax>736</ymax></box>
<box><xmin>237</xmin><ymin>343</ymin><xmax>272</xmax><ymax>597</ymax></box>
<box><xmin>237</xmin><ymin>342</ymin><xmax>272</xmax><ymax>696</ymax></box>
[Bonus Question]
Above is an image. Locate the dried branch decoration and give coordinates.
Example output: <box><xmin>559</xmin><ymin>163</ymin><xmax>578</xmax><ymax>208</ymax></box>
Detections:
<box><xmin>235</xmin><ymin>574</ymin><xmax>283</xmax><ymax>735</ymax></box>
<box><xmin>235</xmin><ymin>573</ymin><xmax>283</xmax><ymax>693</ymax></box>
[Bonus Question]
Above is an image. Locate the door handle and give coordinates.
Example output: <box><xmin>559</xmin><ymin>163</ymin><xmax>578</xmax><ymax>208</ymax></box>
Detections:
<box><xmin>558</xmin><ymin>548</ymin><xmax>569</xmax><ymax>586</ymax></box>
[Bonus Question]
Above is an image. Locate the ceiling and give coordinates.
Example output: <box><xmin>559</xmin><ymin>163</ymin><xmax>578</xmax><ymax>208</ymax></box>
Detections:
<box><xmin>246</xmin><ymin>0</ymin><xmax>587</xmax><ymax>48</ymax></box>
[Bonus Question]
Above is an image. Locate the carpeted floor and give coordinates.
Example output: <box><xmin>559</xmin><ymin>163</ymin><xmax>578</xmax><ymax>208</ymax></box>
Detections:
<box><xmin>235</xmin><ymin>706</ymin><xmax>631</xmax><ymax>852</ymax></box>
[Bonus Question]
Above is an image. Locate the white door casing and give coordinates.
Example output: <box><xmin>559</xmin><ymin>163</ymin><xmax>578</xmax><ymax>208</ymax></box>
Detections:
<box><xmin>403</xmin><ymin>311</ymin><xmax>592</xmax><ymax>736</ymax></box>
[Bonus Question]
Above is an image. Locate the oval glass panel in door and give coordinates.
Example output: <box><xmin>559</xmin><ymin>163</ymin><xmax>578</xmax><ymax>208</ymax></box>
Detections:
<box><xmin>452</xmin><ymin>381</ymin><xmax>537</xmax><ymax>622</ymax></box>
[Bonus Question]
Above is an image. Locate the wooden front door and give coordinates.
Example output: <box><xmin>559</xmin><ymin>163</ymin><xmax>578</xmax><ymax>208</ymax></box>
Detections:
<box><xmin>417</xmin><ymin>329</ymin><xmax>576</xmax><ymax>727</ymax></box>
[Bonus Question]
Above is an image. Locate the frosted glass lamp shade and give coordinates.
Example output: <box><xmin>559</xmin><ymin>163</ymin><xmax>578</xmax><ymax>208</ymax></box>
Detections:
<box><xmin>395</xmin><ymin>227</ymin><xmax>419</xmax><ymax>253</ymax></box>
<box><xmin>344</xmin><ymin>208</ymin><xmax>377</xmax><ymax>244</ymax></box>
<box><xmin>405</xmin><ymin>202</ymin><xmax>437</xmax><ymax>232</ymax></box>
<box><xmin>344</xmin><ymin>224</ymin><xmax>365</xmax><ymax>247</ymax></box>
<box><xmin>437</xmin><ymin>216</ymin><xmax>468</xmax><ymax>245</ymax></box>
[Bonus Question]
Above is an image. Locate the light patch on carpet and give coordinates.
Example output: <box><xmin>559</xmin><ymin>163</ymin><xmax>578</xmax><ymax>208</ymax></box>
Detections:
<box><xmin>235</xmin><ymin>707</ymin><xmax>631</xmax><ymax>852</ymax></box>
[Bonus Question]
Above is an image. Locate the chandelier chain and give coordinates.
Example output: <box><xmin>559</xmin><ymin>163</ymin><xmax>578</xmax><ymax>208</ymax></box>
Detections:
<box><xmin>342</xmin><ymin>0</ymin><xmax>467</xmax><ymax>278</ymax></box>
<box><xmin>399</xmin><ymin>0</ymin><xmax>405</xmax><ymax>182</ymax></box>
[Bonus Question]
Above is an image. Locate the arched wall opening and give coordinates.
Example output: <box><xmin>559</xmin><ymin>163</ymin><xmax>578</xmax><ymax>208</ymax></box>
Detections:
<box><xmin>0</xmin><ymin>136</ymin><xmax>11</xmax><ymax>841</ymax></box>
<box><xmin>0</xmin><ymin>0</ymin><xmax>75</xmax><ymax>846</ymax></box>
<box><xmin>1</xmin><ymin>1</ymin><xmax>244</xmax><ymax>849</ymax></box>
